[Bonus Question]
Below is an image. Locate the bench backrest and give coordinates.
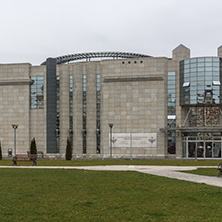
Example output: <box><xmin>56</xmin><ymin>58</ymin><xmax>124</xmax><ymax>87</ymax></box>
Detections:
<box><xmin>15</xmin><ymin>154</ymin><xmax>37</xmax><ymax>159</ymax></box>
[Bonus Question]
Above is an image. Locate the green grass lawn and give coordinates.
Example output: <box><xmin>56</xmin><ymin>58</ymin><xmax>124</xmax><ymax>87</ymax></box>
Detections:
<box><xmin>0</xmin><ymin>159</ymin><xmax>221</xmax><ymax>166</ymax></box>
<box><xmin>182</xmin><ymin>168</ymin><xmax>220</xmax><ymax>177</ymax></box>
<box><xmin>0</xmin><ymin>168</ymin><xmax>222</xmax><ymax>222</ymax></box>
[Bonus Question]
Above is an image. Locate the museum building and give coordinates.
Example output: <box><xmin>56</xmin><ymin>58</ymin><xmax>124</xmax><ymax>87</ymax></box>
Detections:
<box><xmin>1</xmin><ymin>44</ymin><xmax>222</xmax><ymax>159</ymax></box>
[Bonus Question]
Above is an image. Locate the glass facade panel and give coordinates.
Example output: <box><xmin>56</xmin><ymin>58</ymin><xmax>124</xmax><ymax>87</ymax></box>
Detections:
<box><xmin>30</xmin><ymin>76</ymin><xmax>44</xmax><ymax>109</ymax></box>
<box><xmin>198</xmin><ymin>63</ymin><xmax>204</xmax><ymax>67</ymax></box>
<box><xmin>198</xmin><ymin>58</ymin><xmax>205</xmax><ymax>62</ymax></box>
<box><xmin>167</xmin><ymin>72</ymin><xmax>176</xmax><ymax>115</ymax></box>
<box><xmin>167</xmin><ymin>72</ymin><xmax>176</xmax><ymax>154</ymax></box>
<box><xmin>180</xmin><ymin>57</ymin><xmax>221</xmax><ymax>106</ymax></box>
<box><xmin>205</xmin><ymin>58</ymin><xmax>212</xmax><ymax>62</ymax></box>
<box><xmin>213</xmin><ymin>142</ymin><xmax>221</xmax><ymax>158</ymax></box>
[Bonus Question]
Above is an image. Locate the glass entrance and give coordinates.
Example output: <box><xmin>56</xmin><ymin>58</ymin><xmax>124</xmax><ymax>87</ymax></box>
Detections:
<box><xmin>197</xmin><ymin>142</ymin><xmax>204</xmax><ymax>158</ymax></box>
<box><xmin>205</xmin><ymin>142</ymin><xmax>212</xmax><ymax>158</ymax></box>
<box><xmin>213</xmin><ymin>142</ymin><xmax>221</xmax><ymax>158</ymax></box>
<box><xmin>188</xmin><ymin>142</ymin><xmax>195</xmax><ymax>157</ymax></box>
<box><xmin>183</xmin><ymin>135</ymin><xmax>222</xmax><ymax>159</ymax></box>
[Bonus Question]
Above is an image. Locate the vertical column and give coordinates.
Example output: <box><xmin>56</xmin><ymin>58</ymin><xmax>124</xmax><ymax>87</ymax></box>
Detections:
<box><xmin>46</xmin><ymin>58</ymin><xmax>57</xmax><ymax>153</ymax></box>
<box><xmin>59</xmin><ymin>66</ymin><xmax>70</xmax><ymax>156</ymax></box>
<box><xmin>73</xmin><ymin>65</ymin><xmax>83</xmax><ymax>157</ymax></box>
<box><xmin>86</xmin><ymin>64</ymin><xmax>97</xmax><ymax>155</ymax></box>
<box><xmin>217</xmin><ymin>46</ymin><xmax>222</xmax><ymax>57</ymax></box>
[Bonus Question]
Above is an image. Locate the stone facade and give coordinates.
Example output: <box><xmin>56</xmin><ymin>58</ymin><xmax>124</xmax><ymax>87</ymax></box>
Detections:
<box><xmin>1</xmin><ymin>45</ymin><xmax>222</xmax><ymax>159</ymax></box>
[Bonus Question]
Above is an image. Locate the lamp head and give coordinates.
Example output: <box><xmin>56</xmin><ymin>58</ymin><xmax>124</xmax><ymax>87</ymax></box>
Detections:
<box><xmin>12</xmin><ymin>124</ymin><xmax>18</xmax><ymax>129</ymax></box>
<box><xmin>108</xmin><ymin>123</ymin><xmax>113</xmax><ymax>128</ymax></box>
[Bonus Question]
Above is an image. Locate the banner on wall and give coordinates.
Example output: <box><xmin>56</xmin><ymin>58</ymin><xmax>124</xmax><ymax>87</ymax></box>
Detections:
<box><xmin>109</xmin><ymin>133</ymin><xmax>157</xmax><ymax>148</ymax></box>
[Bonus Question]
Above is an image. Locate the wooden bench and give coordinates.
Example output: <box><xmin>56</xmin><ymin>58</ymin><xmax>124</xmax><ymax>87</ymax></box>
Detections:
<box><xmin>217</xmin><ymin>162</ymin><xmax>222</xmax><ymax>177</ymax></box>
<box><xmin>27</xmin><ymin>151</ymin><xmax>44</xmax><ymax>159</ymax></box>
<box><xmin>12</xmin><ymin>154</ymin><xmax>37</xmax><ymax>166</ymax></box>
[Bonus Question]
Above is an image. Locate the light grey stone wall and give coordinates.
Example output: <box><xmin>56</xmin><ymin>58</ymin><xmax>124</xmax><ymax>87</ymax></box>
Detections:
<box><xmin>218</xmin><ymin>46</ymin><xmax>222</xmax><ymax>57</ymax></box>
<box><xmin>172</xmin><ymin>44</ymin><xmax>190</xmax><ymax>61</ymax></box>
<box><xmin>1</xmin><ymin>44</ymin><xmax>208</xmax><ymax>159</ymax></box>
<box><xmin>0</xmin><ymin>64</ymin><xmax>31</xmax><ymax>156</ymax></box>
<box><xmin>101</xmin><ymin>58</ymin><xmax>167</xmax><ymax>158</ymax></box>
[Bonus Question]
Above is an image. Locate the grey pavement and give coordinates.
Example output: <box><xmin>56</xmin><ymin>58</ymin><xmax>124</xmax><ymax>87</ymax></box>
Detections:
<box><xmin>0</xmin><ymin>165</ymin><xmax>221</xmax><ymax>188</ymax></box>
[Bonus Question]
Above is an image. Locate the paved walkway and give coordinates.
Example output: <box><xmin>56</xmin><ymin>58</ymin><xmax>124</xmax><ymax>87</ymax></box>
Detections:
<box><xmin>0</xmin><ymin>165</ymin><xmax>221</xmax><ymax>187</ymax></box>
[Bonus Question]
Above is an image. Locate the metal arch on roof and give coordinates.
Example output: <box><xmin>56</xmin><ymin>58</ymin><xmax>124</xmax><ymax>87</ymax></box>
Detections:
<box><xmin>41</xmin><ymin>52</ymin><xmax>151</xmax><ymax>65</ymax></box>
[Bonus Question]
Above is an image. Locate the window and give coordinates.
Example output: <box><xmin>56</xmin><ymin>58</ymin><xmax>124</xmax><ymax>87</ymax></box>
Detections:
<box><xmin>213</xmin><ymin>81</ymin><xmax>221</xmax><ymax>86</ymax></box>
<box><xmin>83</xmin><ymin>74</ymin><xmax>87</xmax><ymax>154</ymax></box>
<box><xmin>69</xmin><ymin>75</ymin><xmax>73</xmax><ymax>145</ymax></box>
<box><xmin>183</xmin><ymin>82</ymin><xmax>190</xmax><ymax>87</ymax></box>
<box><xmin>96</xmin><ymin>74</ymin><xmax>101</xmax><ymax>154</ymax></box>
<box><xmin>56</xmin><ymin>76</ymin><xmax>60</xmax><ymax>153</ymax></box>
<box><xmin>30</xmin><ymin>76</ymin><xmax>44</xmax><ymax>109</ymax></box>
<box><xmin>167</xmin><ymin>71</ymin><xmax>176</xmax><ymax>154</ymax></box>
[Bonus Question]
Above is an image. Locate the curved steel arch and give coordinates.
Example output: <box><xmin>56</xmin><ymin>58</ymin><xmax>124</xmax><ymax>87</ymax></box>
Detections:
<box><xmin>41</xmin><ymin>52</ymin><xmax>151</xmax><ymax>65</ymax></box>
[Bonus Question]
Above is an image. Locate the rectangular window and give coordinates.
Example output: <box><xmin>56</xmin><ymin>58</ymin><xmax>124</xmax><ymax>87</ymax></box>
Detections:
<box><xmin>167</xmin><ymin>72</ymin><xmax>176</xmax><ymax>154</ymax></box>
<box><xmin>83</xmin><ymin>74</ymin><xmax>87</xmax><ymax>154</ymax></box>
<box><xmin>56</xmin><ymin>76</ymin><xmax>60</xmax><ymax>153</ymax></box>
<box><xmin>69</xmin><ymin>75</ymin><xmax>73</xmax><ymax>146</ymax></box>
<box><xmin>96</xmin><ymin>74</ymin><xmax>101</xmax><ymax>154</ymax></box>
<box><xmin>183</xmin><ymin>82</ymin><xmax>190</xmax><ymax>87</ymax></box>
<box><xmin>30</xmin><ymin>76</ymin><xmax>44</xmax><ymax>109</ymax></box>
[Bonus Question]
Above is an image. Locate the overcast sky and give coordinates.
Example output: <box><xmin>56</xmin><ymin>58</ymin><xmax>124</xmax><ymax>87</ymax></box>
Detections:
<box><xmin>1</xmin><ymin>0</ymin><xmax>222</xmax><ymax>65</ymax></box>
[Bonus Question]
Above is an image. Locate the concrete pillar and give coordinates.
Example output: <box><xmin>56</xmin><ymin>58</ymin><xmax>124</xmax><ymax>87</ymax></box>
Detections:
<box><xmin>59</xmin><ymin>65</ymin><xmax>70</xmax><ymax>156</ymax></box>
<box><xmin>86</xmin><ymin>63</ymin><xmax>97</xmax><ymax>155</ymax></box>
<box><xmin>172</xmin><ymin>44</ymin><xmax>190</xmax><ymax>61</ymax></box>
<box><xmin>217</xmin><ymin>46</ymin><xmax>222</xmax><ymax>57</ymax></box>
<box><xmin>73</xmin><ymin>64</ymin><xmax>84</xmax><ymax>157</ymax></box>
<box><xmin>46</xmin><ymin>58</ymin><xmax>57</xmax><ymax>153</ymax></box>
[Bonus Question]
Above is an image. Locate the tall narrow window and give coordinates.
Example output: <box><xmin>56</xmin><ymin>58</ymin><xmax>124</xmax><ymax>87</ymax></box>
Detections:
<box><xmin>56</xmin><ymin>76</ymin><xmax>60</xmax><ymax>153</ymax></box>
<box><xmin>96</xmin><ymin>74</ymin><xmax>101</xmax><ymax>154</ymax></box>
<box><xmin>83</xmin><ymin>74</ymin><xmax>87</xmax><ymax>154</ymax></box>
<box><xmin>167</xmin><ymin>72</ymin><xmax>176</xmax><ymax>154</ymax></box>
<box><xmin>69</xmin><ymin>75</ymin><xmax>73</xmax><ymax>146</ymax></box>
<box><xmin>30</xmin><ymin>76</ymin><xmax>44</xmax><ymax>109</ymax></box>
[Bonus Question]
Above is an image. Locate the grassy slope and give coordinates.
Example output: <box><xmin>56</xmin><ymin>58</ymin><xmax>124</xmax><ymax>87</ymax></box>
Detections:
<box><xmin>0</xmin><ymin>168</ymin><xmax>221</xmax><ymax>222</ymax></box>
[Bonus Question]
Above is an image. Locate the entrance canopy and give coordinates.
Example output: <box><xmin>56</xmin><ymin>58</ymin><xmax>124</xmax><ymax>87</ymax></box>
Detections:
<box><xmin>162</xmin><ymin>126</ymin><xmax>222</xmax><ymax>133</ymax></box>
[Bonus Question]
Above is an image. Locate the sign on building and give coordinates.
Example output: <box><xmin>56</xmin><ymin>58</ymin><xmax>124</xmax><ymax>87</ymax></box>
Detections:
<box><xmin>109</xmin><ymin>133</ymin><xmax>157</xmax><ymax>148</ymax></box>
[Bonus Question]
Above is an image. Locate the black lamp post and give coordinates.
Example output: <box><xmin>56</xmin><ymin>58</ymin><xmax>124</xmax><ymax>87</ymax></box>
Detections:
<box><xmin>12</xmin><ymin>124</ymin><xmax>18</xmax><ymax>156</ymax></box>
<box><xmin>108</xmin><ymin>123</ymin><xmax>113</xmax><ymax>158</ymax></box>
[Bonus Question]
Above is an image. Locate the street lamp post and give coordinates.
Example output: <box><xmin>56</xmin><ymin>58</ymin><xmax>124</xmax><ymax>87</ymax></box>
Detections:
<box><xmin>108</xmin><ymin>123</ymin><xmax>113</xmax><ymax>159</ymax></box>
<box><xmin>12</xmin><ymin>124</ymin><xmax>18</xmax><ymax>156</ymax></box>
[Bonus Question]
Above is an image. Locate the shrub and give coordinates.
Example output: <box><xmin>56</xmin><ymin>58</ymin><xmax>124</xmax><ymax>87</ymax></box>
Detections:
<box><xmin>30</xmin><ymin>137</ymin><xmax>37</xmax><ymax>154</ymax></box>
<box><xmin>65</xmin><ymin>137</ymin><xmax>72</xmax><ymax>160</ymax></box>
